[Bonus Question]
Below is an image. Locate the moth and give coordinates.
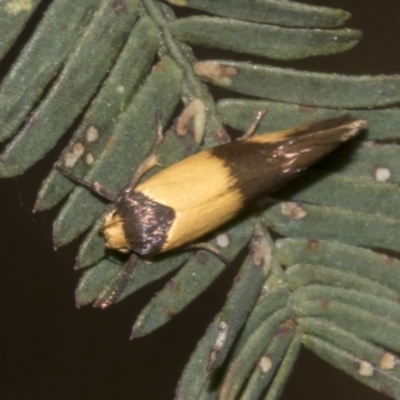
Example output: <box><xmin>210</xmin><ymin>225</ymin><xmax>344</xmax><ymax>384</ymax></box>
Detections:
<box><xmin>59</xmin><ymin>110</ymin><xmax>365</xmax><ymax>306</ymax></box>
<box><xmin>100</xmin><ymin>114</ymin><xmax>365</xmax><ymax>256</ymax></box>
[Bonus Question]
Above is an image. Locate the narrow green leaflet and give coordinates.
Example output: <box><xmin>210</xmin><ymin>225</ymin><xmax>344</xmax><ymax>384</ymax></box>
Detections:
<box><xmin>143</xmin><ymin>0</ymin><xmax>229</xmax><ymax>149</ymax></box>
<box><xmin>75</xmin><ymin>208</ymin><xmax>111</xmax><ymax>269</ymax></box>
<box><xmin>168</xmin><ymin>17</ymin><xmax>360</xmax><ymax>60</ymax></box>
<box><xmin>0</xmin><ymin>0</ymin><xmax>140</xmax><ymax>177</ymax></box>
<box><xmin>130</xmin><ymin>217</ymin><xmax>255</xmax><ymax>337</ymax></box>
<box><xmin>177</xmin><ymin>289</ymin><xmax>291</xmax><ymax>399</ymax></box>
<box><xmin>175</xmin><ymin>319</ymin><xmax>222</xmax><ymax>400</ymax></box>
<box><xmin>212</xmin><ymin>223</ymin><xmax>274</xmax><ymax>368</ymax></box>
<box><xmin>34</xmin><ymin>16</ymin><xmax>159</xmax><ymax>211</ymax></box>
<box><xmin>194</xmin><ymin>61</ymin><xmax>400</xmax><ymax>108</ymax></box>
<box><xmin>230</xmin><ymin>289</ymin><xmax>291</xmax><ymax>361</ymax></box>
<box><xmin>263</xmin><ymin>202</ymin><xmax>400</xmax><ymax>253</ymax></box>
<box><xmin>107</xmin><ymin>252</ymin><xmax>189</xmax><ymax>304</ymax></box>
<box><xmin>303</xmin><ymin>334</ymin><xmax>400</xmax><ymax>398</ymax></box>
<box><xmin>273</xmin><ymin>240</ymin><xmax>400</xmax><ymax>397</ymax></box>
<box><xmin>75</xmin><ymin>252</ymin><xmax>189</xmax><ymax>307</ymax></box>
<box><xmin>0</xmin><ymin>0</ymin><xmax>99</xmax><ymax>142</ymax></box>
<box><xmin>301</xmin><ymin>319</ymin><xmax>400</xmax><ymax>398</ymax></box>
<box><xmin>52</xmin><ymin>58</ymin><xmax>183</xmax><ymax>247</ymax></box>
<box><xmin>0</xmin><ymin>0</ymin><xmax>42</xmax><ymax>58</ymax></box>
<box><xmin>292</xmin><ymin>286</ymin><xmax>400</xmax><ymax>327</ymax></box>
<box><xmin>277</xmin><ymin>171</ymin><xmax>400</xmax><ymax>219</ymax></box>
<box><xmin>320</xmin><ymin>141</ymin><xmax>400</xmax><ymax>184</ymax></box>
<box><xmin>163</xmin><ymin>0</ymin><xmax>350</xmax><ymax>28</ymax></box>
<box><xmin>295</xmin><ymin>300</ymin><xmax>400</xmax><ymax>353</ymax></box>
<box><xmin>218</xmin><ymin>309</ymin><xmax>293</xmax><ymax>400</ymax></box>
<box><xmin>285</xmin><ymin>264</ymin><xmax>399</xmax><ymax>302</ymax></box>
<box><xmin>240</xmin><ymin>328</ymin><xmax>295</xmax><ymax>400</ymax></box>
<box><xmin>74</xmin><ymin>258</ymin><xmax>123</xmax><ymax>306</ymax></box>
<box><xmin>263</xmin><ymin>334</ymin><xmax>302</xmax><ymax>400</ymax></box>
<box><xmin>217</xmin><ymin>99</ymin><xmax>400</xmax><ymax>141</ymax></box>
<box><xmin>276</xmin><ymin>238</ymin><xmax>400</xmax><ymax>293</ymax></box>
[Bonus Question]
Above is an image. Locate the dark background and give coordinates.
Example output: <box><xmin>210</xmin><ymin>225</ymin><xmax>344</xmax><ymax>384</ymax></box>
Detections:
<box><xmin>1</xmin><ymin>1</ymin><xmax>400</xmax><ymax>399</ymax></box>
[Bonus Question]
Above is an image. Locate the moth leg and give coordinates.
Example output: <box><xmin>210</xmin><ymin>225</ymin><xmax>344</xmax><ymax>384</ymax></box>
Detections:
<box><xmin>55</xmin><ymin>164</ymin><xmax>117</xmax><ymax>202</ymax></box>
<box><xmin>189</xmin><ymin>243</ymin><xmax>230</xmax><ymax>265</ymax></box>
<box><xmin>238</xmin><ymin>108</ymin><xmax>268</xmax><ymax>140</ymax></box>
<box><xmin>129</xmin><ymin>110</ymin><xmax>165</xmax><ymax>187</ymax></box>
<box><xmin>93</xmin><ymin>253</ymin><xmax>139</xmax><ymax>309</ymax></box>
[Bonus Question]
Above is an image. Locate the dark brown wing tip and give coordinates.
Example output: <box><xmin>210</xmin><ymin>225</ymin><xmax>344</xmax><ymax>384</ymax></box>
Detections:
<box><xmin>289</xmin><ymin>115</ymin><xmax>367</xmax><ymax>144</ymax></box>
<box><xmin>331</xmin><ymin>116</ymin><xmax>367</xmax><ymax>141</ymax></box>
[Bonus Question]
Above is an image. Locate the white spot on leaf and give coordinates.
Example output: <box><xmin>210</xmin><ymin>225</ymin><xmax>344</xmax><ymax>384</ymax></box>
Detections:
<box><xmin>379</xmin><ymin>352</ymin><xmax>396</xmax><ymax>370</ymax></box>
<box><xmin>214</xmin><ymin>322</ymin><xmax>228</xmax><ymax>350</ymax></box>
<box><xmin>176</xmin><ymin>98</ymin><xmax>206</xmax><ymax>143</ymax></box>
<box><xmin>216</xmin><ymin>233</ymin><xmax>230</xmax><ymax>248</ymax></box>
<box><xmin>374</xmin><ymin>167</ymin><xmax>391</xmax><ymax>182</ymax></box>
<box><xmin>281</xmin><ymin>202</ymin><xmax>307</xmax><ymax>220</ymax></box>
<box><xmin>358</xmin><ymin>361</ymin><xmax>374</xmax><ymax>377</ymax></box>
<box><xmin>86</xmin><ymin>126</ymin><xmax>99</xmax><ymax>143</ymax></box>
<box><xmin>63</xmin><ymin>143</ymin><xmax>84</xmax><ymax>168</ymax></box>
<box><xmin>86</xmin><ymin>153</ymin><xmax>94</xmax><ymax>165</ymax></box>
<box><xmin>259</xmin><ymin>357</ymin><xmax>273</xmax><ymax>374</ymax></box>
<box><xmin>5</xmin><ymin>0</ymin><xmax>32</xmax><ymax>14</ymax></box>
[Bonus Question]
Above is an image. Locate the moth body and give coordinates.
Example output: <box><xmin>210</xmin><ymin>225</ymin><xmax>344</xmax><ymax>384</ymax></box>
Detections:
<box><xmin>102</xmin><ymin>116</ymin><xmax>366</xmax><ymax>255</ymax></box>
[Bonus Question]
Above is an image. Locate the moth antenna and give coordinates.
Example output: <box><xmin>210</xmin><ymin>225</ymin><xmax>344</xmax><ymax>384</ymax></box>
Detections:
<box><xmin>55</xmin><ymin>164</ymin><xmax>118</xmax><ymax>203</ymax></box>
<box><xmin>128</xmin><ymin>109</ymin><xmax>165</xmax><ymax>187</ymax></box>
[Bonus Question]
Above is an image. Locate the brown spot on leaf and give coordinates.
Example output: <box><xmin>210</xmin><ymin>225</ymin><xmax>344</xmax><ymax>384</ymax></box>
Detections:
<box><xmin>307</xmin><ymin>239</ymin><xmax>320</xmax><ymax>252</ymax></box>
<box><xmin>153</xmin><ymin>58</ymin><xmax>169</xmax><ymax>73</ymax></box>
<box><xmin>165</xmin><ymin>308</ymin><xmax>176</xmax><ymax>318</ymax></box>
<box><xmin>380</xmin><ymin>387</ymin><xmax>395</xmax><ymax>397</ymax></box>
<box><xmin>298</xmin><ymin>105</ymin><xmax>317</xmax><ymax>115</ymax></box>
<box><xmin>196</xmin><ymin>250</ymin><xmax>209</xmax><ymax>265</ymax></box>
<box><xmin>166</xmin><ymin>279</ymin><xmax>180</xmax><ymax>294</ymax></box>
<box><xmin>105</xmin><ymin>135</ymin><xmax>115</xmax><ymax>149</ymax></box>
<box><xmin>320</xmin><ymin>299</ymin><xmax>330</xmax><ymax>311</ymax></box>
<box><xmin>113</xmin><ymin>0</ymin><xmax>126</xmax><ymax>13</ymax></box>
<box><xmin>383</xmin><ymin>254</ymin><xmax>395</xmax><ymax>265</ymax></box>
<box><xmin>275</xmin><ymin>318</ymin><xmax>296</xmax><ymax>337</ymax></box>
<box><xmin>193</xmin><ymin>61</ymin><xmax>238</xmax><ymax>87</ymax></box>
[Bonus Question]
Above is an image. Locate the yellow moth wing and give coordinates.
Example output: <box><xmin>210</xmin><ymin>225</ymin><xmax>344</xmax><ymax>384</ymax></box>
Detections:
<box><xmin>135</xmin><ymin>149</ymin><xmax>244</xmax><ymax>251</ymax></box>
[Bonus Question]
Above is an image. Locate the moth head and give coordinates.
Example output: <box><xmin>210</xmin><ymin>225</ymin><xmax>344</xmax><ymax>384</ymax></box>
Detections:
<box><xmin>102</xmin><ymin>210</ymin><xmax>130</xmax><ymax>253</ymax></box>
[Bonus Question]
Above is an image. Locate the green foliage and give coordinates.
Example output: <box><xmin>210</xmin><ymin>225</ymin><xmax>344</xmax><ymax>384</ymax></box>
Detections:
<box><xmin>0</xmin><ymin>0</ymin><xmax>399</xmax><ymax>398</ymax></box>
